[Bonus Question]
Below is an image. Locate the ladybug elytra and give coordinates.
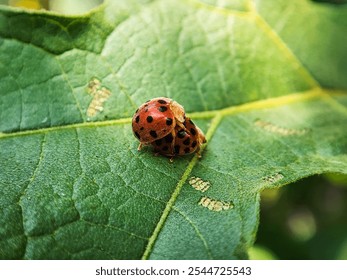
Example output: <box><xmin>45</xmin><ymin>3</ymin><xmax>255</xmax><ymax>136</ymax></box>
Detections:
<box><xmin>132</xmin><ymin>97</ymin><xmax>206</xmax><ymax>159</ymax></box>
<box><xmin>151</xmin><ymin>117</ymin><xmax>206</xmax><ymax>157</ymax></box>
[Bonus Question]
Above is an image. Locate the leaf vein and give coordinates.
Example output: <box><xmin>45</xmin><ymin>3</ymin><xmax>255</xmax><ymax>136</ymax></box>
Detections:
<box><xmin>141</xmin><ymin>113</ymin><xmax>222</xmax><ymax>259</ymax></box>
<box><xmin>173</xmin><ymin>207</ymin><xmax>213</xmax><ymax>259</ymax></box>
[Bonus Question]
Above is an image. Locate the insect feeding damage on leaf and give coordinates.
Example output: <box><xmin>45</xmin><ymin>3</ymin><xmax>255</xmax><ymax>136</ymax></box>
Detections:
<box><xmin>198</xmin><ymin>196</ymin><xmax>234</xmax><ymax>212</ymax></box>
<box><xmin>188</xmin><ymin>177</ymin><xmax>233</xmax><ymax>212</ymax></box>
<box><xmin>189</xmin><ymin>176</ymin><xmax>211</xmax><ymax>192</ymax></box>
<box><xmin>86</xmin><ymin>77</ymin><xmax>111</xmax><ymax>118</ymax></box>
<box><xmin>255</xmin><ymin>120</ymin><xmax>309</xmax><ymax>136</ymax></box>
<box><xmin>262</xmin><ymin>172</ymin><xmax>284</xmax><ymax>185</ymax></box>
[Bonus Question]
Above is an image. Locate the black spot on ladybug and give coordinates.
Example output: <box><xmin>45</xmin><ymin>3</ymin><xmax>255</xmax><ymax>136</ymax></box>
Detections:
<box><xmin>158</xmin><ymin>99</ymin><xmax>167</xmax><ymax>104</ymax></box>
<box><xmin>190</xmin><ymin>128</ymin><xmax>196</xmax><ymax>135</ymax></box>
<box><xmin>140</xmin><ymin>127</ymin><xmax>144</xmax><ymax>130</ymax></box>
<box><xmin>183</xmin><ymin>138</ymin><xmax>190</xmax><ymax>145</ymax></box>
<box><xmin>158</xmin><ymin>106</ymin><xmax>167</xmax><ymax>112</ymax></box>
<box><xmin>135</xmin><ymin>132</ymin><xmax>140</xmax><ymax>139</ymax></box>
<box><xmin>177</xmin><ymin>130</ymin><xmax>186</xmax><ymax>139</ymax></box>
<box><xmin>166</xmin><ymin>118</ymin><xmax>173</xmax><ymax>126</ymax></box>
<box><xmin>155</xmin><ymin>139</ymin><xmax>162</xmax><ymax>146</ymax></box>
<box><xmin>184</xmin><ymin>147</ymin><xmax>190</xmax><ymax>154</ymax></box>
<box><xmin>191</xmin><ymin>141</ymin><xmax>197</xmax><ymax>148</ymax></box>
<box><xmin>135</xmin><ymin>116</ymin><xmax>140</xmax><ymax>123</ymax></box>
<box><xmin>150</xmin><ymin>130</ymin><xmax>158</xmax><ymax>138</ymax></box>
<box><xmin>147</xmin><ymin>116</ymin><xmax>153</xmax><ymax>123</ymax></box>
<box><xmin>174</xmin><ymin>145</ymin><xmax>180</xmax><ymax>154</ymax></box>
<box><xmin>165</xmin><ymin>133</ymin><xmax>174</xmax><ymax>143</ymax></box>
<box><xmin>162</xmin><ymin>145</ymin><xmax>169</xmax><ymax>151</ymax></box>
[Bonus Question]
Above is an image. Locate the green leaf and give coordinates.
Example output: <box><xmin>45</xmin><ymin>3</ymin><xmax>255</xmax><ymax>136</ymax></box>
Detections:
<box><xmin>1</xmin><ymin>0</ymin><xmax>346</xmax><ymax>259</ymax></box>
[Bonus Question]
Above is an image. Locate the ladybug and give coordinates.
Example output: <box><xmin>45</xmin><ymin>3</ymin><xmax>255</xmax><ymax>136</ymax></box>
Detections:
<box><xmin>151</xmin><ymin>117</ymin><xmax>206</xmax><ymax>158</ymax></box>
<box><xmin>132</xmin><ymin>97</ymin><xmax>186</xmax><ymax>150</ymax></box>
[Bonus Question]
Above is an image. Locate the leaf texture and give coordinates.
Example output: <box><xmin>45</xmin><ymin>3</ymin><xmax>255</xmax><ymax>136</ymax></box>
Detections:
<box><xmin>0</xmin><ymin>0</ymin><xmax>347</xmax><ymax>259</ymax></box>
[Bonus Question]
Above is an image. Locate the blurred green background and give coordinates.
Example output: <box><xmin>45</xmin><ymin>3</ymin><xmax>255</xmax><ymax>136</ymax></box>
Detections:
<box><xmin>0</xmin><ymin>0</ymin><xmax>103</xmax><ymax>14</ymax></box>
<box><xmin>1</xmin><ymin>0</ymin><xmax>346</xmax><ymax>13</ymax></box>
<box><xmin>1</xmin><ymin>0</ymin><xmax>346</xmax><ymax>260</ymax></box>
<box><xmin>251</xmin><ymin>174</ymin><xmax>347</xmax><ymax>260</ymax></box>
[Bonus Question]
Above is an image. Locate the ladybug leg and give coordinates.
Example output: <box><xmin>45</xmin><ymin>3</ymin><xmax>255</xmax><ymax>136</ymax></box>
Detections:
<box><xmin>177</xmin><ymin>121</ymin><xmax>190</xmax><ymax>133</ymax></box>
<box><xmin>137</xmin><ymin>143</ymin><xmax>143</xmax><ymax>151</ymax></box>
<box><xmin>171</xmin><ymin>129</ymin><xmax>176</xmax><ymax>151</ymax></box>
<box><xmin>196</xmin><ymin>147</ymin><xmax>203</xmax><ymax>158</ymax></box>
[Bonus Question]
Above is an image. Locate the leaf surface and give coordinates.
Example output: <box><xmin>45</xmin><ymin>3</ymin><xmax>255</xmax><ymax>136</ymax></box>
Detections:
<box><xmin>0</xmin><ymin>0</ymin><xmax>347</xmax><ymax>259</ymax></box>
